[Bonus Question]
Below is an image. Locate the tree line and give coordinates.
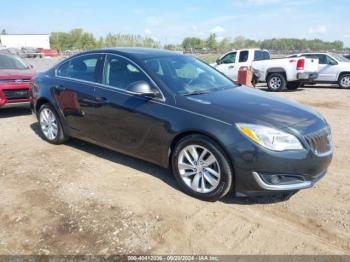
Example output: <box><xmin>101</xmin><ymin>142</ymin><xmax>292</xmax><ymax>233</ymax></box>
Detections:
<box><xmin>50</xmin><ymin>29</ymin><xmax>160</xmax><ymax>51</ymax></box>
<box><xmin>181</xmin><ymin>34</ymin><xmax>345</xmax><ymax>52</ymax></box>
<box><xmin>1</xmin><ymin>28</ymin><xmax>343</xmax><ymax>52</ymax></box>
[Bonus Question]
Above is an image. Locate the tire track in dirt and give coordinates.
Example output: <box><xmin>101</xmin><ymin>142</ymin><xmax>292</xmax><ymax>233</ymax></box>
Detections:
<box><xmin>229</xmin><ymin>205</ymin><xmax>350</xmax><ymax>254</ymax></box>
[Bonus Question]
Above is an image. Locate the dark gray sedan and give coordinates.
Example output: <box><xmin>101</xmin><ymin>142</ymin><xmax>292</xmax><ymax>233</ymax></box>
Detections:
<box><xmin>31</xmin><ymin>48</ymin><xmax>333</xmax><ymax>201</ymax></box>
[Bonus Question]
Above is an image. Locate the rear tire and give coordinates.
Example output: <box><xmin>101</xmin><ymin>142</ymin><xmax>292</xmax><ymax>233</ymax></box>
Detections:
<box><xmin>267</xmin><ymin>73</ymin><xmax>286</xmax><ymax>92</ymax></box>
<box><xmin>171</xmin><ymin>135</ymin><xmax>233</xmax><ymax>202</ymax></box>
<box><xmin>286</xmin><ymin>82</ymin><xmax>301</xmax><ymax>90</ymax></box>
<box><xmin>38</xmin><ymin>104</ymin><xmax>68</xmax><ymax>145</ymax></box>
<box><xmin>338</xmin><ymin>73</ymin><xmax>350</xmax><ymax>89</ymax></box>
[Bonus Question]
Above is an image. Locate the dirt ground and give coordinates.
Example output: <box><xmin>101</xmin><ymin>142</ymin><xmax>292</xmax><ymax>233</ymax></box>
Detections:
<box><xmin>0</xmin><ymin>85</ymin><xmax>349</xmax><ymax>255</ymax></box>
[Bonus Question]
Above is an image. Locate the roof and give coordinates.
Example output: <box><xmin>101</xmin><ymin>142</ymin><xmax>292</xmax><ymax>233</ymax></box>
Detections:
<box><xmin>0</xmin><ymin>34</ymin><xmax>49</xmax><ymax>36</ymax></box>
<box><xmin>231</xmin><ymin>48</ymin><xmax>265</xmax><ymax>52</ymax></box>
<box><xmin>290</xmin><ymin>52</ymin><xmax>334</xmax><ymax>56</ymax></box>
<box><xmin>84</xmin><ymin>48</ymin><xmax>183</xmax><ymax>59</ymax></box>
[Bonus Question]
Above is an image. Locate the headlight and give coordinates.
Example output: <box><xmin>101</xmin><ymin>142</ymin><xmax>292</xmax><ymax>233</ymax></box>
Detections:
<box><xmin>236</xmin><ymin>123</ymin><xmax>303</xmax><ymax>151</ymax></box>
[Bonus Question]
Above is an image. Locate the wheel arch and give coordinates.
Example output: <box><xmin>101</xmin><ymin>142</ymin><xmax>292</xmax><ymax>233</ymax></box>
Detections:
<box><xmin>266</xmin><ymin>68</ymin><xmax>287</xmax><ymax>81</ymax></box>
<box><xmin>169</xmin><ymin>130</ymin><xmax>235</xmax><ymax>175</ymax></box>
<box><xmin>35</xmin><ymin>98</ymin><xmax>51</xmax><ymax>116</ymax></box>
<box><xmin>35</xmin><ymin>97</ymin><xmax>70</xmax><ymax>136</ymax></box>
<box><xmin>338</xmin><ymin>71</ymin><xmax>350</xmax><ymax>81</ymax></box>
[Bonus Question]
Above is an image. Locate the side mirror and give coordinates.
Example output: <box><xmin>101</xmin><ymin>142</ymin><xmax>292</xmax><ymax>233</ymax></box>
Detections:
<box><xmin>127</xmin><ymin>81</ymin><xmax>160</xmax><ymax>98</ymax></box>
<box><xmin>216</xmin><ymin>58</ymin><xmax>221</xmax><ymax>65</ymax></box>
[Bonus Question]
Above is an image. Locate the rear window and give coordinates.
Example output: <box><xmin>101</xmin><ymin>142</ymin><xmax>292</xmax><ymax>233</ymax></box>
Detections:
<box><xmin>254</xmin><ymin>51</ymin><xmax>270</xmax><ymax>61</ymax></box>
<box><xmin>239</xmin><ymin>51</ymin><xmax>249</xmax><ymax>62</ymax></box>
<box><xmin>57</xmin><ymin>54</ymin><xmax>101</xmax><ymax>82</ymax></box>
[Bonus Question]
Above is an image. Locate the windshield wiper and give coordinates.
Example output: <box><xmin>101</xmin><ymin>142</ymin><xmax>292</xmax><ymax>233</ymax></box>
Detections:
<box><xmin>183</xmin><ymin>90</ymin><xmax>209</xmax><ymax>96</ymax></box>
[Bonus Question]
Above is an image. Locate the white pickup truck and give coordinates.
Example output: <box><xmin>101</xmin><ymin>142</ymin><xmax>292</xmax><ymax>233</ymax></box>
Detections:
<box><xmin>288</xmin><ymin>52</ymin><xmax>350</xmax><ymax>89</ymax></box>
<box><xmin>211</xmin><ymin>48</ymin><xmax>319</xmax><ymax>91</ymax></box>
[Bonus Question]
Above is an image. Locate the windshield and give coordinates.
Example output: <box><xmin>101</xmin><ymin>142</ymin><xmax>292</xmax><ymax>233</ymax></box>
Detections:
<box><xmin>143</xmin><ymin>55</ymin><xmax>237</xmax><ymax>95</ymax></box>
<box><xmin>0</xmin><ymin>54</ymin><xmax>29</xmax><ymax>69</ymax></box>
<box><xmin>331</xmin><ymin>53</ymin><xmax>350</xmax><ymax>62</ymax></box>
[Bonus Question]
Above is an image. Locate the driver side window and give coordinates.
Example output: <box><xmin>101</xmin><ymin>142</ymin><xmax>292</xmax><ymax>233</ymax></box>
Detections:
<box><xmin>310</xmin><ymin>54</ymin><xmax>336</xmax><ymax>65</ymax></box>
<box><xmin>103</xmin><ymin>55</ymin><xmax>151</xmax><ymax>90</ymax></box>
<box><xmin>324</xmin><ymin>55</ymin><xmax>336</xmax><ymax>65</ymax></box>
<box><xmin>221</xmin><ymin>52</ymin><xmax>236</xmax><ymax>64</ymax></box>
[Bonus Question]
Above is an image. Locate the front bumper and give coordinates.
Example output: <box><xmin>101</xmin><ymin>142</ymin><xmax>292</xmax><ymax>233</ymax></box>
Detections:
<box><xmin>297</xmin><ymin>72</ymin><xmax>318</xmax><ymax>80</ymax></box>
<box><xmin>0</xmin><ymin>85</ymin><xmax>31</xmax><ymax>109</ymax></box>
<box><xmin>232</xmin><ymin>149</ymin><xmax>332</xmax><ymax>196</ymax></box>
<box><xmin>226</xmin><ymin>126</ymin><xmax>333</xmax><ymax>196</ymax></box>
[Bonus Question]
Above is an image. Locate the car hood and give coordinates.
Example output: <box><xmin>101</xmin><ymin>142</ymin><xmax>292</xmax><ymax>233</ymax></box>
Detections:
<box><xmin>176</xmin><ymin>86</ymin><xmax>325</xmax><ymax>133</ymax></box>
<box><xmin>339</xmin><ymin>61</ymin><xmax>350</xmax><ymax>67</ymax></box>
<box><xmin>0</xmin><ymin>69</ymin><xmax>35</xmax><ymax>80</ymax></box>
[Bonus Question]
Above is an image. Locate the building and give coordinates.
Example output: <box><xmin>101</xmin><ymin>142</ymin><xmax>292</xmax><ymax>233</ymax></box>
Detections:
<box><xmin>0</xmin><ymin>34</ymin><xmax>50</xmax><ymax>49</ymax></box>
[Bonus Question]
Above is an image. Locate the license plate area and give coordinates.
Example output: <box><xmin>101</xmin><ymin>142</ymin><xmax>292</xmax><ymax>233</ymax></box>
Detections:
<box><xmin>3</xmin><ymin>89</ymin><xmax>30</xmax><ymax>100</ymax></box>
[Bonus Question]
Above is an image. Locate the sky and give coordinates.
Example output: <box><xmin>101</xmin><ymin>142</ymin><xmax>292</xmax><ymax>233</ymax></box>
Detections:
<box><xmin>1</xmin><ymin>0</ymin><xmax>350</xmax><ymax>46</ymax></box>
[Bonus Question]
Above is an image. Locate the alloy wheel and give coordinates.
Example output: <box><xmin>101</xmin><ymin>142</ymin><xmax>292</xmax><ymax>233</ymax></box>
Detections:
<box><xmin>177</xmin><ymin>145</ymin><xmax>221</xmax><ymax>193</ymax></box>
<box><xmin>340</xmin><ymin>76</ymin><xmax>350</xmax><ymax>88</ymax></box>
<box><xmin>270</xmin><ymin>76</ymin><xmax>282</xmax><ymax>90</ymax></box>
<box><xmin>40</xmin><ymin>108</ymin><xmax>58</xmax><ymax>141</ymax></box>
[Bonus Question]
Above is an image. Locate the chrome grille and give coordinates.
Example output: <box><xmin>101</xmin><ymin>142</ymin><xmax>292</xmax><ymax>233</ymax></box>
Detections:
<box><xmin>305</xmin><ymin>127</ymin><xmax>332</xmax><ymax>156</ymax></box>
<box><xmin>0</xmin><ymin>79</ymin><xmax>30</xmax><ymax>83</ymax></box>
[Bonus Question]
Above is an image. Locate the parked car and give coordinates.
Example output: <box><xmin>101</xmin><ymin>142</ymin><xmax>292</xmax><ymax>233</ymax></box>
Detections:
<box><xmin>37</xmin><ymin>48</ymin><xmax>59</xmax><ymax>57</ymax></box>
<box><xmin>0</xmin><ymin>53</ymin><xmax>35</xmax><ymax>108</ymax></box>
<box><xmin>31</xmin><ymin>48</ymin><xmax>333</xmax><ymax>201</ymax></box>
<box><xmin>20</xmin><ymin>47</ymin><xmax>39</xmax><ymax>58</ymax></box>
<box><xmin>0</xmin><ymin>48</ymin><xmax>22</xmax><ymax>56</ymax></box>
<box><xmin>212</xmin><ymin>48</ymin><xmax>319</xmax><ymax>91</ymax></box>
<box><xmin>289</xmin><ymin>53</ymin><xmax>350</xmax><ymax>89</ymax></box>
<box><xmin>343</xmin><ymin>54</ymin><xmax>350</xmax><ymax>60</ymax></box>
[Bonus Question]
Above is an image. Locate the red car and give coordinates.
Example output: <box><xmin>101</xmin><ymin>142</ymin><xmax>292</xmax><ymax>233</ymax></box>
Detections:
<box><xmin>37</xmin><ymin>48</ymin><xmax>59</xmax><ymax>57</ymax></box>
<box><xmin>0</xmin><ymin>53</ymin><xmax>35</xmax><ymax>108</ymax></box>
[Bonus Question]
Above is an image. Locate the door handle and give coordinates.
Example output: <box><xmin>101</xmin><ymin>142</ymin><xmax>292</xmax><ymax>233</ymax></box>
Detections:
<box><xmin>95</xmin><ymin>96</ymin><xmax>109</xmax><ymax>104</ymax></box>
<box><xmin>54</xmin><ymin>85</ymin><xmax>66</xmax><ymax>91</ymax></box>
<box><xmin>228</xmin><ymin>65</ymin><xmax>235</xmax><ymax>69</ymax></box>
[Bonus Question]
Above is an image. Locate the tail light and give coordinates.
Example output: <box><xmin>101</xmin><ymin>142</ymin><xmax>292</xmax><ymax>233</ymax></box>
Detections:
<box><xmin>296</xmin><ymin>59</ymin><xmax>305</xmax><ymax>70</ymax></box>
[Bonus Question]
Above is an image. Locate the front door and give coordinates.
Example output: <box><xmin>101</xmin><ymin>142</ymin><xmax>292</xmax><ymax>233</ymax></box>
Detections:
<box><xmin>92</xmin><ymin>54</ymin><xmax>168</xmax><ymax>163</ymax></box>
<box><xmin>215</xmin><ymin>52</ymin><xmax>237</xmax><ymax>80</ymax></box>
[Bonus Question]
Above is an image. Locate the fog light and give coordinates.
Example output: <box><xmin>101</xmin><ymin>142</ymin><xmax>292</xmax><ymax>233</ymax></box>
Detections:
<box><xmin>259</xmin><ymin>173</ymin><xmax>306</xmax><ymax>186</ymax></box>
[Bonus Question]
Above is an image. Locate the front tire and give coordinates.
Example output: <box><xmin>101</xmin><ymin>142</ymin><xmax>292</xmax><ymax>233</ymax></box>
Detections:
<box><xmin>38</xmin><ymin>104</ymin><xmax>68</xmax><ymax>144</ymax></box>
<box><xmin>171</xmin><ymin>135</ymin><xmax>233</xmax><ymax>201</ymax></box>
<box><xmin>339</xmin><ymin>73</ymin><xmax>350</xmax><ymax>89</ymax></box>
<box><xmin>267</xmin><ymin>73</ymin><xmax>286</xmax><ymax>92</ymax></box>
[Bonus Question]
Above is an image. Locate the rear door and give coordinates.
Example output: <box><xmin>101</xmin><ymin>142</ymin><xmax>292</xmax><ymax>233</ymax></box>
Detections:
<box><xmin>55</xmin><ymin>53</ymin><xmax>105</xmax><ymax>138</ymax></box>
<box><xmin>234</xmin><ymin>50</ymin><xmax>251</xmax><ymax>80</ymax></box>
<box><xmin>215</xmin><ymin>52</ymin><xmax>237</xmax><ymax>80</ymax></box>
